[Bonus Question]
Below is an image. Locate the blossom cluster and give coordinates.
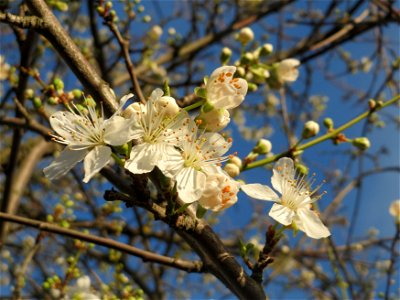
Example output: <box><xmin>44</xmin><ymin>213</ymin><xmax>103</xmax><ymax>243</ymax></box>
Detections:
<box><xmin>44</xmin><ymin>66</ymin><xmax>247</xmax><ymax>211</ymax></box>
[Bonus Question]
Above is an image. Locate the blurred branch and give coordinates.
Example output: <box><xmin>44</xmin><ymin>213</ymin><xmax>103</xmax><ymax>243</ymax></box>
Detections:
<box><xmin>0</xmin><ymin>11</ymin><xmax>44</xmax><ymax>29</ymax></box>
<box><xmin>0</xmin><ymin>212</ymin><xmax>203</xmax><ymax>273</ymax></box>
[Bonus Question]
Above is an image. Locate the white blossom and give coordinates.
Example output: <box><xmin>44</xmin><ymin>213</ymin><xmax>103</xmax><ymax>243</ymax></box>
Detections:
<box><xmin>44</xmin><ymin>94</ymin><xmax>133</xmax><ymax>183</ymax></box>
<box><xmin>206</xmin><ymin>66</ymin><xmax>248</xmax><ymax>109</ymax></box>
<box><xmin>64</xmin><ymin>276</ymin><xmax>100</xmax><ymax>300</ymax></box>
<box><xmin>389</xmin><ymin>199</ymin><xmax>400</xmax><ymax>222</ymax></box>
<box><xmin>199</xmin><ymin>173</ymin><xmax>239</xmax><ymax>211</ymax></box>
<box><xmin>276</xmin><ymin>59</ymin><xmax>300</xmax><ymax>83</ymax></box>
<box><xmin>159</xmin><ymin>119</ymin><xmax>232</xmax><ymax>203</ymax></box>
<box><xmin>241</xmin><ymin>157</ymin><xmax>330</xmax><ymax>239</ymax></box>
<box><xmin>125</xmin><ymin>89</ymin><xmax>186</xmax><ymax>174</ymax></box>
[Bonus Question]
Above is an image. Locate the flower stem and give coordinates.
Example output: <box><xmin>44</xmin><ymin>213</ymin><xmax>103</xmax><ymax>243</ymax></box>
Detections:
<box><xmin>243</xmin><ymin>94</ymin><xmax>400</xmax><ymax>171</ymax></box>
<box><xmin>111</xmin><ymin>152</ymin><xmax>125</xmax><ymax>167</ymax></box>
<box><xmin>183</xmin><ymin>99</ymin><xmax>206</xmax><ymax>111</ymax></box>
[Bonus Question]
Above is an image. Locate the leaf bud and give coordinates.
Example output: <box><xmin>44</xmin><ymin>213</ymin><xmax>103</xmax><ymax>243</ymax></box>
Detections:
<box><xmin>53</xmin><ymin>77</ymin><xmax>64</xmax><ymax>92</ymax></box>
<box><xmin>24</xmin><ymin>88</ymin><xmax>34</xmax><ymax>99</ymax></box>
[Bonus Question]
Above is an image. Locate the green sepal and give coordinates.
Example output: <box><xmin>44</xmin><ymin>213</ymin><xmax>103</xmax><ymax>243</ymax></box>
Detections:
<box><xmin>196</xmin><ymin>205</ymin><xmax>207</xmax><ymax>219</ymax></box>
<box><xmin>194</xmin><ymin>87</ymin><xmax>207</xmax><ymax>98</ymax></box>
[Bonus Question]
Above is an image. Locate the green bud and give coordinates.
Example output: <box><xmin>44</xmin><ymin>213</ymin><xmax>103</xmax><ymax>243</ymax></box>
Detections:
<box><xmin>60</xmin><ymin>220</ymin><xmax>70</xmax><ymax>228</ymax></box>
<box><xmin>72</xmin><ymin>89</ymin><xmax>82</xmax><ymax>98</ymax></box>
<box><xmin>142</xmin><ymin>15</ymin><xmax>151</xmax><ymax>23</ymax></box>
<box><xmin>55</xmin><ymin>1</ymin><xmax>68</xmax><ymax>12</ymax></box>
<box><xmin>253</xmin><ymin>139</ymin><xmax>272</xmax><ymax>154</ymax></box>
<box><xmin>352</xmin><ymin>137</ymin><xmax>371</xmax><ymax>151</ymax></box>
<box><xmin>247</xmin><ymin>82</ymin><xmax>258</xmax><ymax>92</ymax></box>
<box><xmin>137</xmin><ymin>5</ymin><xmax>145</xmax><ymax>13</ymax></box>
<box><xmin>323</xmin><ymin>118</ymin><xmax>334</xmax><ymax>130</ymax></box>
<box><xmin>42</xmin><ymin>282</ymin><xmax>50</xmax><ymax>290</ymax></box>
<box><xmin>96</xmin><ymin>6</ymin><xmax>105</xmax><ymax>16</ymax></box>
<box><xmin>220</xmin><ymin>47</ymin><xmax>232</xmax><ymax>65</ymax></box>
<box><xmin>46</xmin><ymin>215</ymin><xmax>54</xmax><ymax>222</ymax></box>
<box><xmin>48</xmin><ymin>96</ymin><xmax>58</xmax><ymax>105</ymax></box>
<box><xmin>240</xmin><ymin>52</ymin><xmax>254</xmax><ymax>64</ymax></box>
<box><xmin>65</xmin><ymin>200</ymin><xmax>74</xmax><ymax>208</ymax></box>
<box><xmin>53</xmin><ymin>78</ymin><xmax>64</xmax><ymax>91</ymax></box>
<box><xmin>105</xmin><ymin>1</ymin><xmax>113</xmax><ymax>9</ymax></box>
<box><xmin>259</xmin><ymin>43</ymin><xmax>273</xmax><ymax>56</ymax></box>
<box><xmin>32</xmin><ymin>97</ymin><xmax>42</xmax><ymax>109</ymax></box>
<box><xmin>24</xmin><ymin>88</ymin><xmax>34</xmax><ymax>99</ymax></box>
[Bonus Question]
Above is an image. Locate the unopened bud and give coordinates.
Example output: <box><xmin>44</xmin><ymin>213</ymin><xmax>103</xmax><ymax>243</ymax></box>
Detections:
<box><xmin>84</xmin><ymin>96</ymin><xmax>96</xmax><ymax>107</ymax></box>
<box><xmin>55</xmin><ymin>1</ymin><xmax>68</xmax><ymax>11</ymax></box>
<box><xmin>48</xmin><ymin>97</ymin><xmax>58</xmax><ymax>105</ymax></box>
<box><xmin>122</xmin><ymin>102</ymin><xmax>144</xmax><ymax>118</ymax></box>
<box><xmin>53</xmin><ymin>78</ymin><xmax>64</xmax><ymax>92</ymax></box>
<box><xmin>302</xmin><ymin>121</ymin><xmax>320</xmax><ymax>139</ymax></box>
<box><xmin>236</xmin><ymin>66</ymin><xmax>246</xmax><ymax>77</ymax></box>
<box><xmin>323</xmin><ymin>118</ymin><xmax>334</xmax><ymax>130</ymax></box>
<box><xmin>24</xmin><ymin>88</ymin><xmax>34</xmax><ymax>99</ymax></box>
<box><xmin>260</xmin><ymin>43</ymin><xmax>273</xmax><ymax>56</ymax></box>
<box><xmin>105</xmin><ymin>1</ymin><xmax>113</xmax><ymax>9</ymax></box>
<box><xmin>72</xmin><ymin>89</ymin><xmax>82</xmax><ymax>98</ymax></box>
<box><xmin>237</xmin><ymin>27</ymin><xmax>254</xmax><ymax>45</ymax></box>
<box><xmin>368</xmin><ymin>99</ymin><xmax>376</xmax><ymax>110</ymax></box>
<box><xmin>142</xmin><ymin>15</ymin><xmax>151</xmax><ymax>23</ymax></box>
<box><xmin>247</xmin><ymin>82</ymin><xmax>258</xmax><ymax>92</ymax></box>
<box><xmin>240</xmin><ymin>52</ymin><xmax>254</xmax><ymax>64</ymax></box>
<box><xmin>96</xmin><ymin>6</ymin><xmax>105</xmax><ymax>16</ymax></box>
<box><xmin>352</xmin><ymin>137</ymin><xmax>371</xmax><ymax>150</ymax></box>
<box><xmin>32</xmin><ymin>97</ymin><xmax>42</xmax><ymax>109</ymax></box>
<box><xmin>389</xmin><ymin>199</ymin><xmax>400</xmax><ymax>223</ymax></box>
<box><xmin>229</xmin><ymin>156</ymin><xmax>242</xmax><ymax>168</ymax></box>
<box><xmin>224</xmin><ymin>163</ymin><xmax>240</xmax><ymax>178</ymax></box>
<box><xmin>154</xmin><ymin>96</ymin><xmax>180</xmax><ymax>117</ymax></box>
<box><xmin>253</xmin><ymin>139</ymin><xmax>272</xmax><ymax>154</ymax></box>
<box><xmin>148</xmin><ymin>25</ymin><xmax>163</xmax><ymax>40</ymax></box>
<box><xmin>220</xmin><ymin>47</ymin><xmax>232</xmax><ymax>65</ymax></box>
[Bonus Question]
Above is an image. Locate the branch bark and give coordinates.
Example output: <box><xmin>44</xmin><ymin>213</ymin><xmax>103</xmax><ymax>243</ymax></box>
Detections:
<box><xmin>25</xmin><ymin>0</ymin><xmax>119</xmax><ymax>114</ymax></box>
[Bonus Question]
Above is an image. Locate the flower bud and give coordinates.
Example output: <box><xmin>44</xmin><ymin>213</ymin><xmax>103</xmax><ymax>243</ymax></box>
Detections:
<box><xmin>122</xmin><ymin>102</ymin><xmax>145</xmax><ymax>118</ymax></box>
<box><xmin>154</xmin><ymin>96</ymin><xmax>180</xmax><ymax>117</ymax></box>
<box><xmin>240</xmin><ymin>52</ymin><xmax>254</xmax><ymax>64</ymax></box>
<box><xmin>24</xmin><ymin>88</ymin><xmax>34</xmax><ymax>99</ymax></box>
<box><xmin>236</xmin><ymin>66</ymin><xmax>246</xmax><ymax>77</ymax></box>
<box><xmin>253</xmin><ymin>139</ymin><xmax>272</xmax><ymax>154</ymax></box>
<box><xmin>247</xmin><ymin>82</ymin><xmax>258</xmax><ymax>92</ymax></box>
<box><xmin>389</xmin><ymin>199</ymin><xmax>400</xmax><ymax>223</ymax></box>
<box><xmin>224</xmin><ymin>163</ymin><xmax>240</xmax><ymax>177</ymax></box>
<box><xmin>323</xmin><ymin>117</ymin><xmax>334</xmax><ymax>130</ymax></box>
<box><xmin>220</xmin><ymin>47</ymin><xmax>232</xmax><ymax>65</ymax></box>
<box><xmin>148</xmin><ymin>25</ymin><xmax>163</xmax><ymax>40</ymax></box>
<box><xmin>168</xmin><ymin>27</ymin><xmax>176</xmax><ymax>35</ymax></box>
<box><xmin>352</xmin><ymin>137</ymin><xmax>371</xmax><ymax>150</ymax></box>
<box><xmin>198</xmin><ymin>173</ymin><xmax>239</xmax><ymax>211</ymax></box>
<box><xmin>229</xmin><ymin>156</ymin><xmax>242</xmax><ymax>168</ymax></box>
<box><xmin>142</xmin><ymin>15</ymin><xmax>151</xmax><ymax>23</ymax></box>
<box><xmin>53</xmin><ymin>78</ymin><xmax>64</xmax><ymax>92</ymax></box>
<box><xmin>237</xmin><ymin>27</ymin><xmax>254</xmax><ymax>45</ymax></box>
<box><xmin>260</xmin><ymin>43</ymin><xmax>273</xmax><ymax>56</ymax></box>
<box><xmin>32</xmin><ymin>97</ymin><xmax>42</xmax><ymax>109</ymax></box>
<box><xmin>196</xmin><ymin>109</ymin><xmax>230</xmax><ymax>132</ymax></box>
<box><xmin>302</xmin><ymin>121</ymin><xmax>320</xmax><ymax>139</ymax></box>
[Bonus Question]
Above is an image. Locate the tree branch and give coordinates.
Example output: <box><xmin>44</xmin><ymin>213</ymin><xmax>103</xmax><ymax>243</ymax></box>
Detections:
<box><xmin>0</xmin><ymin>12</ymin><xmax>44</xmax><ymax>29</ymax></box>
<box><xmin>0</xmin><ymin>212</ymin><xmax>203</xmax><ymax>273</ymax></box>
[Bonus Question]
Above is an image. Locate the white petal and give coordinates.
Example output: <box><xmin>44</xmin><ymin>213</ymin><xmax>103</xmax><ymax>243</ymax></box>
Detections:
<box><xmin>176</xmin><ymin>168</ymin><xmax>206</xmax><ymax>203</ymax></box>
<box><xmin>202</xmin><ymin>132</ymin><xmax>231</xmax><ymax>157</ymax></box>
<box><xmin>149</xmin><ymin>88</ymin><xmax>164</xmax><ymax>101</ymax></box>
<box><xmin>295</xmin><ymin>207</ymin><xmax>331</xmax><ymax>239</ymax></box>
<box><xmin>49</xmin><ymin>111</ymin><xmax>81</xmax><ymax>142</ymax></box>
<box><xmin>43</xmin><ymin>148</ymin><xmax>87</xmax><ymax>180</ymax></box>
<box><xmin>241</xmin><ymin>184</ymin><xmax>279</xmax><ymax>201</ymax></box>
<box><xmin>103</xmin><ymin>116</ymin><xmax>132</xmax><ymax>145</ymax></box>
<box><xmin>271</xmin><ymin>157</ymin><xmax>295</xmax><ymax>194</ymax></box>
<box><xmin>157</xmin><ymin>146</ymin><xmax>184</xmax><ymax>177</ymax></box>
<box><xmin>125</xmin><ymin>143</ymin><xmax>159</xmax><ymax>174</ymax></box>
<box><xmin>269</xmin><ymin>203</ymin><xmax>295</xmax><ymax>226</ymax></box>
<box><xmin>83</xmin><ymin>145</ymin><xmax>111</xmax><ymax>183</ymax></box>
